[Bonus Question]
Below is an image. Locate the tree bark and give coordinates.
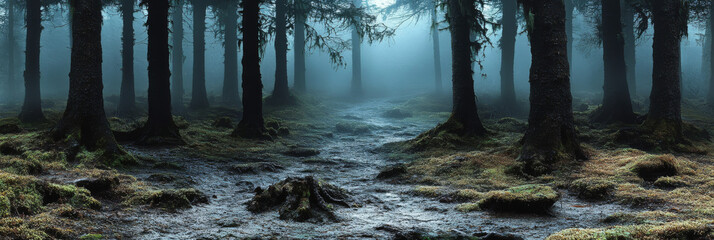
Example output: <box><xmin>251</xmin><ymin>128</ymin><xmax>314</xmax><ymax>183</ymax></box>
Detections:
<box><xmin>55</xmin><ymin>0</ymin><xmax>123</xmax><ymax>158</ymax></box>
<box><xmin>592</xmin><ymin>0</ymin><xmax>636</xmax><ymax>124</ymax></box>
<box><xmin>190</xmin><ymin>0</ymin><xmax>210</xmax><ymax>109</ymax></box>
<box><xmin>351</xmin><ymin>0</ymin><xmax>363</xmax><ymax>97</ymax></box>
<box><xmin>621</xmin><ymin>0</ymin><xmax>637</xmax><ymax>97</ymax></box>
<box><xmin>19</xmin><ymin>0</ymin><xmax>45</xmax><ymax>122</ymax></box>
<box><xmin>221</xmin><ymin>0</ymin><xmax>241</xmax><ymax>107</ymax></box>
<box><xmin>565</xmin><ymin>0</ymin><xmax>574</xmax><ymax>75</ymax></box>
<box><xmin>442</xmin><ymin>0</ymin><xmax>486</xmax><ymax>136</ymax></box>
<box><xmin>118</xmin><ymin>0</ymin><xmax>136</xmax><ymax>115</ymax></box>
<box><xmin>642</xmin><ymin>0</ymin><xmax>686</xmax><ymax>140</ymax></box>
<box><xmin>519</xmin><ymin>0</ymin><xmax>584</xmax><ymax>176</ymax></box>
<box><xmin>708</xmin><ymin>3</ymin><xmax>714</xmax><ymax>107</ymax></box>
<box><xmin>232</xmin><ymin>0</ymin><xmax>265</xmax><ymax>139</ymax></box>
<box><xmin>6</xmin><ymin>0</ymin><xmax>15</xmax><ymax>102</ymax></box>
<box><xmin>430</xmin><ymin>1</ymin><xmax>443</xmax><ymax>93</ymax></box>
<box><xmin>172</xmin><ymin>0</ymin><xmax>185</xmax><ymax>111</ymax></box>
<box><xmin>500</xmin><ymin>0</ymin><xmax>517</xmax><ymax>107</ymax></box>
<box><xmin>133</xmin><ymin>0</ymin><xmax>183</xmax><ymax>145</ymax></box>
<box><xmin>293</xmin><ymin>0</ymin><xmax>306</xmax><ymax>92</ymax></box>
<box><xmin>271</xmin><ymin>0</ymin><xmax>291</xmax><ymax>103</ymax></box>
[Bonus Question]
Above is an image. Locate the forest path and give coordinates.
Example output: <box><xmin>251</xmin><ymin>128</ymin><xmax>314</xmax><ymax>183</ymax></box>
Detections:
<box><xmin>122</xmin><ymin>96</ymin><xmax>629</xmax><ymax>240</ymax></box>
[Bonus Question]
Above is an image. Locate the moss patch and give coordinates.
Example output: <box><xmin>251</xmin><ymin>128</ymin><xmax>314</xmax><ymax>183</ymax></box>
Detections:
<box><xmin>546</xmin><ymin>220</ymin><xmax>713</xmax><ymax>240</ymax></box>
<box><xmin>476</xmin><ymin>184</ymin><xmax>560</xmax><ymax>213</ymax></box>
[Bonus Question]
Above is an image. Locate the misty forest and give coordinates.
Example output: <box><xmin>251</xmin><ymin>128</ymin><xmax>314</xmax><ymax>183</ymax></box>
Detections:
<box><xmin>2</xmin><ymin>0</ymin><xmax>714</xmax><ymax>239</ymax></box>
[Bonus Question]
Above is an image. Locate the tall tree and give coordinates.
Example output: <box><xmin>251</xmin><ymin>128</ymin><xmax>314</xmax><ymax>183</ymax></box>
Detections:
<box><xmin>293</xmin><ymin>0</ymin><xmax>307</xmax><ymax>92</ymax></box>
<box><xmin>172</xmin><ymin>0</ymin><xmax>186</xmax><ymax>111</ymax></box>
<box><xmin>641</xmin><ymin>0</ymin><xmax>687</xmax><ymax>141</ymax></box>
<box><xmin>351</xmin><ymin>0</ymin><xmax>363</xmax><ymax>97</ymax></box>
<box><xmin>19</xmin><ymin>0</ymin><xmax>45</xmax><ymax>122</ymax></box>
<box><xmin>5</xmin><ymin>0</ymin><xmax>17</xmax><ymax>102</ymax></box>
<box><xmin>565</xmin><ymin>0</ymin><xmax>574</xmax><ymax>72</ymax></box>
<box><xmin>621</xmin><ymin>0</ymin><xmax>637</xmax><ymax>97</ymax></box>
<box><xmin>430</xmin><ymin>0</ymin><xmax>443</xmax><ymax>93</ymax></box>
<box><xmin>708</xmin><ymin>2</ymin><xmax>714</xmax><ymax>107</ymax></box>
<box><xmin>232</xmin><ymin>0</ymin><xmax>265</xmax><ymax>138</ymax></box>
<box><xmin>500</xmin><ymin>0</ymin><xmax>517</xmax><ymax>107</ymax></box>
<box><xmin>54</xmin><ymin>0</ymin><xmax>124</xmax><ymax>160</ymax></box>
<box><xmin>270</xmin><ymin>0</ymin><xmax>291</xmax><ymax>104</ymax></box>
<box><xmin>592</xmin><ymin>0</ymin><xmax>636</xmax><ymax>124</ymax></box>
<box><xmin>518</xmin><ymin>0</ymin><xmax>585</xmax><ymax>176</ymax></box>
<box><xmin>219</xmin><ymin>0</ymin><xmax>241</xmax><ymax>106</ymax></box>
<box><xmin>131</xmin><ymin>0</ymin><xmax>184</xmax><ymax>144</ymax></box>
<box><xmin>118</xmin><ymin>0</ymin><xmax>136</xmax><ymax>115</ymax></box>
<box><xmin>190</xmin><ymin>0</ymin><xmax>210</xmax><ymax>109</ymax></box>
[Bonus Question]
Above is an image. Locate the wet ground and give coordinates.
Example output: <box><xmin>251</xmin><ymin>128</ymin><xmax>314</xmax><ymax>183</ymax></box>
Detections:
<box><xmin>119</xmin><ymin>97</ymin><xmax>631</xmax><ymax>240</ymax></box>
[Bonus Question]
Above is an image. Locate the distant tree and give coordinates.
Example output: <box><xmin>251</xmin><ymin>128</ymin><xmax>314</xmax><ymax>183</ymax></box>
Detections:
<box><xmin>215</xmin><ymin>0</ymin><xmax>241</xmax><ymax>107</ymax></box>
<box><xmin>518</xmin><ymin>0</ymin><xmax>585</xmax><ymax>176</ymax></box>
<box><xmin>54</xmin><ymin>0</ymin><xmax>126</xmax><ymax>160</ymax></box>
<box><xmin>19</xmin><ymin>0</ymin><xmax>45</xmax><ymax>122</ymax></box>
<box><xmin>622</xmin><ymin>0</ymin><xmax>637</xmax><ymax>97</ymax></box>
<box><xmin>118</xmin><ymin>0</ymin><xmax>137</xmax><ymax>115</ymax></box>
<box><xmin>172</xmin><ymin>0</ymin><xmax>186</xmax><ymax>111</ymax></box>
<box><xmin>270</xmin><ymin>0</ymin><xmax>291</xmax><ymax>104</ymax></box>
<box><xmin>592</xmin><ymin>0</ymin><xmax>636</xmax><ymax>124</ymax></box>
<box><xmin>232</xmin><ymin>0</ymin><xmax>265</xmax><ymax>138</ymax></box>
<box><xmin>351</xmin><ymin>0</ymin><xmax>364</xmax><ymax>97</ymax></box>
<box><xmin>5</xmin><ymin>0</ymin><xmax>17</xmax><ymax>102</ymax></box>
<box><xmin>293</xmin><ymin>0</ymin><xmax>308</xmax><ymax>92</ymax></box>
<box><xmin>189</xmin><ymin>0</ymin><xmax>210</xmax><ymax>109</ymax></box>
<box><xmin>500</xmin><ymin>0</ymin><xmax>517</xmax><ymax>108</ymax></box>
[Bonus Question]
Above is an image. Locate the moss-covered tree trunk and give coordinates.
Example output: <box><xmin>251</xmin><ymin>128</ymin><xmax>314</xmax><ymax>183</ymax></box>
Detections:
<box><xmin>133</xmin><ymin>0</ymin><xmax>184</xmax><ymax>145</ymax></box>
<box><xmin>621</xmin><ymin>0</ymin><xmax>637</xmax><ymax>97</ymax></box>
<box><xmin>19</xmin><ymin>0</ymin><xmax>45</xmax><ymax>123</ymax></box>
<box><xmin>351</xmin><ymin>0</ymin><xmax>363</xmax><ymax>97</ymax></box>
<box><xmin>55</xmin><ymin>0</ymin><xmax>123</xmax><ymax>159</ymax></box>
<box><xmin>118</xmin><ymin>0</ymin><xmax>136</xmax><ymax>115</ymax></box>
<box><xmin>592</xmin><ymin>0</ymin><xmax>636</xmax><ymax>124</ymax></box>
<box><xmin>190</xmin><ymin>0</ymin><xmax>210</xmax><ymax>109</ymax></box>
<box><xmin>293</xmin><ymin>0</ymin><xmax>307</xmax><ymax>92</ymax></box>
<box><xmin>500</xmin><ymin>0</ymin><xmax>517</xmax><ymax>108</ymax></box>
<box><xmin>221</xmin><ymin>0</ymin><xmax>240</xmax><ymax>107</ymax></box>
<box><xmin>172</xmin><ymin>0</ymin><xmax>185</xmax><ymax>111</ymax></box>
<box><xmin>430</xmin><ymin>1</ymin><xmax>443</xmax><ymax>93</ymax></box>
<box><xmin>442</xmin><ymin>0</ymin><xmax>486</xmax><ymax>136</ymax></box>
<box><xmin>232</xmin><ymin>0</ymin><xmax>265</xmax><ymax>139</ymax></box>
<box><xmin>643</xmin><ymin>0</ymin><xmax>686</xmax><ymax>140</ymax></box>
<box><xmin>519</xmin><ymin>0</ymin><xmax>584</xmax><ymax>176</ymax></box>
<box><xmin>271</xmin><ymin>0</ymin><xmax>291</xmax><ymax>104</ymax></box>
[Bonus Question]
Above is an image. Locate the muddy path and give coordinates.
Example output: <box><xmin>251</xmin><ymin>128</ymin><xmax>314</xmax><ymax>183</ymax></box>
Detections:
<box><xmin>119</xmin><ymin>97</ymin><xmax>630</xmax><ymax>240</ymax></box>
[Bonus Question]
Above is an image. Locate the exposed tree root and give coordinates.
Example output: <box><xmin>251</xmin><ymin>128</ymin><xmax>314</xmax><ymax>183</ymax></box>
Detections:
<box><xmin>615</xmin><ymin>120</ymin><xmax>709</xmax><ymax>154</ymax></box>
<box><xmin>247</xmin><ymin>176</ymin><xmax>353</xmax><ymax>222</ymax></box>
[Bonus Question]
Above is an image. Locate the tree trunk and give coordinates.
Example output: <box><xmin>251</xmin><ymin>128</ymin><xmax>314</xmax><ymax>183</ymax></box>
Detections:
<box><xmin>565</xmin><ymin>0</ymin><xmax>574</xmax><ymax>75</ymax></box>
<box><xmin>232</xmin><ymin>0</ymin><xmax>265</xmax><ymax>139</ymax></box>
<box><xmin>592</xmin><ymin>0</ymin><xmax>636</xmax><ymax>124</ymax></box>
<box><xmin>708</xmin><ymin>3</ymin><xmax>714</xmax><ymax>107</ymax></box>
<box><xmin>351</xmin><ymin>0</ymin><xmax>363</xmax><ymax>97</ymax></box>
<box><xmin>519</xmin><ymin>0</ymin><xmax>584</xmax><ymax>176</ymax></box>
<box><xmin>430</xmin><ymin>1</ymin><xmax>443</xmax><ymax>93</ymax></box>
<box><xmin>19</xmin><ymin>0</ymin><xmax>45</xmax><ymax>122</ymax></box>
<box><xmin>500</xmin><ymin>0</ymin><xmax>517</xmax><ymax>107</ymax></box>
<box><xmin>621</xmin><ymin>0</ymin><xmax>637</xmax><ymax>97</ymax></box>
<box><xmin>190</xmin><ymin>1</ymin><xmax>209</xmax><ymax>109</ymax></box>
<box><xmin>642</xmin><ymin>0</ymin><xmax>685</xmax><ymax>140</ymax></box>
<box><xmin>133</xmin><ymin>0</ymin><xmax>183</xmax><ymax>145</ymax></box>
<box><xmin>118</xmin><ymin>0</ymin><xmax>136</xmax><ymax>115</ymax></box>
<box><xmin>55</xmin><ymin>0</ymin><xmax>123</xmax><ymax>159</ymax></box>
<box><xmin>172</xmin><ymin>0</ymin><xmax>185</xmax><ymax>111</ymax></box>
<box><xmin>221</xmin><ymin>0</ymin><xmax>240</xmax><ymax>107</ymax></box>
<box><xmin>442</xmin><ymin>0</ymin><xmax>486</xmax><ymax>136</ymax></box>
<box><xmin>293</xmin><ymin>0</ymin><xmax>306</xmax><ymax>92</ymax></box>
<box><xmin>6</xmin><ymin>0</ymin><xmax>15</xmax><ymax>102</ymax></box>
<box><xmin>271</xmin><ymin>0</ymin><xmax>291</xmax><ymax>103</ymax></box>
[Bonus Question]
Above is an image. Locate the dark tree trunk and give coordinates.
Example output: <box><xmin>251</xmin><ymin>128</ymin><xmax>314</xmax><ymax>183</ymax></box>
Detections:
<box><xmin>221</xmin><ymin>0</ymin><xmax>241</xmax><ymax>106</ymax></box>
<box><xmin>19</xmin><ymin>0</ymin><xmax>45</xmax><ymax>122</ymax></box>
<box><xmin>172</xmin><ymin>0</ymin><xmax>185</xmax><ymax>111</ymax></box>
<box><xmin>441</xmin><ymin>0</ymin><xmax>486</xmax><ymax>136</ymax></box>
<box><xmin>704</xmin><ymin>19</ymin><xmax>711</xmax><ymax>90</ymax></box>
<box><xmin>271</xmin><ymin>0</ymin><xmax>291</xmax><ymax>103</ymax></box>
<box><xmin>500</xmin><ymin>0</ymin><xmax>517</xmax><ymax>107</ymax></box>
<box><xmin>190</xmin><ymin>1</ymin><xmax>209</xmax><ymax>109</ymax></box>
<box><xmin>519</xmin><ymin>0</ymin><xmax>584</xmax><ymax>176</ymax></box>
<box><xmin>708</xmin><ymin>3</ymin><xmax>714</xmax><ymax>107</ymax></box>
<box><xmin>621</xmin><ymin>0</ymin><xmax>637</xmax><ymax>97</ymax></box>
<box><xmin>430</xmin><ymin>1</ymin><xmax>443</xmax><ymax>93</ymax></box>
<box><xmin>642</xmin><ymin>0</ymin><xmax>686</xmax><ymax>140</ymax></box>
<box><xmin>592</xmin><ymin>0</ymin><xmax>636</xmax><ymax>124</ymax></box>
<box><xmin>132</xmin><ymin>0</ymin><xmax>183</xmax><ymax>145</ymax></box>
<box><xmin>351</xmin><ymin>0</ymin><xmax>363</xmax><ymax>97</ymax></box>
<box><xmin>232</xmin><ymin>0</ymin><xmax>265</xmax><ymax>139</ymax></box>
<box><xmin>293</xmin><ymin>0</ymin><xmax>306</xmax><ymax>92</ymax></box>
<box><xmin>54</xmin><ymin>0</ymin><xmax>123</xmax><ymax>158</ymax></box>
<box><xmin>6</xmin><ymin>0</ymin><xmax>16</xmax><ymax>102</ymax></box>
<box><xmin>565</xmin><ymin>0</ymin><xmax>573</xmax><ymax>74</ymax></box>
<box><xmin>118</xmin><ymin>0</ymin><xmax>136</xmax><ymax>115</ymax></box>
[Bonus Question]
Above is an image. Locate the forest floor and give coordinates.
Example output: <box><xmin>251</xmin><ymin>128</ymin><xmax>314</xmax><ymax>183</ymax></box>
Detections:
<box><xmin>0</xmin><ymin>93</ymin><xmax>713</xmax><ymax>239</ymax></box>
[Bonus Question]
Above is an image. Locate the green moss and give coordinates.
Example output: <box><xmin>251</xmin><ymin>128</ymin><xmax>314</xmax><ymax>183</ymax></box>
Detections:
<box><xmin>410</xmin><ymin>186</ymin><xmax>445</xmax><ymax>198</ymax></box>
<box><xmin>125</xmin><ymin>188</ymin><xmax>208</xmax><ymax>212</ymax></box>
<box><xmin>629</xmin><ymin>154</ymin><xmax>680</xmax><ymax>181</ymax></box>
<box><xmin>570</xmin><ymin>178</ymin><xmax>616</xmax><ymax>200</ymax></box>
<box><xmin>546</xmin><ymin>221</ymin><xmax>713</xmax><ymax>240</ymax></box>
<box><xmin>476</xmin><ymin>184</ymin><xmax>560</xmax><ymax>213</ymax></box>
<box><xmin>0</xmin><ymin>194</ymin><xmax>10</xmax><ymax>217</ymax></box>
<box><xmin>653</xmin><ymin>176</ymin><xmax>688</xmax><ymax>189</ymax></box>
<box><xmin>79</xmin><ymin>233</ymin><xmax>104</xmax><ymax>240</ymax></box>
